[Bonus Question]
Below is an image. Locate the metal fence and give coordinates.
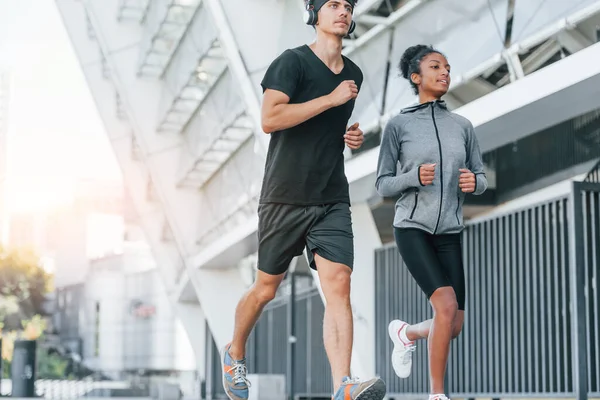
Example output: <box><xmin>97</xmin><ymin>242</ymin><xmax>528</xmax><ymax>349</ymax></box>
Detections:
<box><xmin>483</xmin><ymin>109</ymin><xmax>600</xmax><ymax>197</ymax></box>
<box><xmin>585</xmin><ymin>160</ymin><xmax>600</xmax><ymax>184</ymax></box>
<box><xmin>205</xmin><ymin>282</ymin><xmax>331</xmax><ymax>399</ymax></box>
<box><xmin>204</xmin><ymin>164</ymin><xmax>600</xmax><ymax>400</ymax></box>
<box><xmin>375</xmin><ymin>180</ymin><xmax>600</xmax><ymax>400</ymax></box>
<box><xmin>0</xmin><ymin>378</ymin><xmax>144</xmax><ymax>399</ymax></box>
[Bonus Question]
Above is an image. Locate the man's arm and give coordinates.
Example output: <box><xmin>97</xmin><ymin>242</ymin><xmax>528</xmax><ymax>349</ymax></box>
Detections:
<box><xmin>261</xmin><ymin>80</ymin><xmax>358</xmax><ymax>133</ymax></box>
<box><xmin>261</xmin><ymin>89</ymin><xmax>333</xmax><ymax>133</ymax></box>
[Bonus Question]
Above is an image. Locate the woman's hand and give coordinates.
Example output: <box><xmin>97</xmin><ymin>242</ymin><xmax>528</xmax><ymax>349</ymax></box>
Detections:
<box><xmin>459</xmin><ymin>168</ymin><xmax>476</xmax><ymax>193</ymax></box>
<box><xmin>419</xmin><ymin>163</ymin><xmax>436</xmax><ymax>185</ymax></box>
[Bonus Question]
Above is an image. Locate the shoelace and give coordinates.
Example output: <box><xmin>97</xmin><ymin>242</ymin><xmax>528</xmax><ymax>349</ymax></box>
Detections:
<box><xmin>228</xmin><ymin>361</ymin><xmax>251</xmax><ymax>387</ymax></box>
<box><xmin>402</xmin><ymin>344</ymin><xmax>416</xmax><ymax>364</ymax></box>
<box><xmin>343</xmin><ymin>377</ymin><xmax>361</xmax><ymax>385</ymax></box>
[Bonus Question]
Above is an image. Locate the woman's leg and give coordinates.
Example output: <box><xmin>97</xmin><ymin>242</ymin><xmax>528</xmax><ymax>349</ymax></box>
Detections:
<box><xmin>391</xmin><ymin>228</ymin><xmax>453</xmax><ymax>386</ymax></box>
<box><xmin>427</xmin><ymin>287</ymin><xmax>458</xmax><ymax>394</ymax></box>
<box><xmin>391</xmin><ymin>229</ymin><xmax>465</xmax><ymax>396</ymax></box>
<box><xmin>404</xmin><ymin>311</ymin><xmax>464</xmax><ymax>341</ymax></box>
<box><xmin>405</xmin><ymin>232</ymin><xmax>466</xmax><ymax>341</ymax></box>
<box><xmin>428</xmin><ymin>233</ymin><xmax>467</xmax><ymax>395</ymax></box>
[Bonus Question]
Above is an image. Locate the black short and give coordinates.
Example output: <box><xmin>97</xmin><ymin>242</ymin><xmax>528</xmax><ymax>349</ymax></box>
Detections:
<box><xmin>394</xmin><ymin>227</ymin><xmax>466</xmax><ymax>310</ymax></box>
<box><xmin>257</xmin><ymin>203</ymin><xmax>354</xmax><ymax>275</ymax></box>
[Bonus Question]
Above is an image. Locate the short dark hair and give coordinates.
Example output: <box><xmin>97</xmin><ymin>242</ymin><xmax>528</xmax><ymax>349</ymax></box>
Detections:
<box><xmin>399</xmin><ymin>44</ymin><xmax>445</xmax><ymax>95</ymax></box>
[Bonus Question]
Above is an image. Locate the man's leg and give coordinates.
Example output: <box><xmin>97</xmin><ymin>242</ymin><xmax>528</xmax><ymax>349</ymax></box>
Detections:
<box><xmin>222</xmin><ymin>203</ymin><xmax>310</xmax><ymax>400</ymax></box>
<box><xmin>228</xmin><ymin>271</ymin><xmax>286</xmax><ymax>360</ymax></box>
<box><xmin>314</xmin><ymin>253</ymin><xmax>353</xmax><ymax>389</ymax></box>
<box><xmin>306</xmin><ymin>203</ymin><xmax>386</xmax><ymax>399</ymax></box>
<box><xmin>222</xmin><ymin>271</ymin><xmax>286</xmax><ymax>400</ymax></box>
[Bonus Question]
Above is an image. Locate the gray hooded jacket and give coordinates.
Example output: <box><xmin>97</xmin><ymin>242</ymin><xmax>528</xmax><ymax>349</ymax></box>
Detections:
<box><xmin>375</xmin><ymin>100</ymin><xmax>487</xmax><ymax>235</ymax></box>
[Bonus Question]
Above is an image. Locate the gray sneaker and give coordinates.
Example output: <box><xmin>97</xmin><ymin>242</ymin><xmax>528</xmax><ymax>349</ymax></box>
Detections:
<box><xmin>332</xmin><ymin>376</ymin><xmax>386</xmax><ymax>399</ymax></box>
<box><xmin>221</xmin><ymin>344</ymin><xmax>250</xmax><ymax>400</ymax></box>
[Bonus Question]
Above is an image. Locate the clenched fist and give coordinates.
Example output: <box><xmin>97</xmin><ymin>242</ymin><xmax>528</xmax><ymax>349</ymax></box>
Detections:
<box><xmin>419</xmin><ymin>163</ymin><xmax>436</xmax><ymax>185</ymax></box>
<box><xmin>344</xmin><ymin>122</ymin><xmax>363</xmax><ymax>150</ymax></box>
<box><xmin>328</xmin><ymin>80</ymin><xmax>358</xmax><ymax>107</ymax></box>
<box><xmin>459</xmin><ymin>168</ymin><xmax>476</xmax><ymax>193</ymax></box>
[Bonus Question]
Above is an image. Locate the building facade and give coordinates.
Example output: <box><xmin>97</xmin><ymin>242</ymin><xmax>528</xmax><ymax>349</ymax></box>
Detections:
<box><xmin>54</xmin><ymin>0</ymin><xmax>600</xmax><ymax>398</ymax></box>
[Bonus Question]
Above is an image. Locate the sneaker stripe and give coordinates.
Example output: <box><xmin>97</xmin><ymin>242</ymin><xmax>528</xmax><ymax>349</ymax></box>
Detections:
<box><xmin>396</xmin><ymin>322</ymin><xmax>414</xmax><ymax>346</ymax></box>
<box><xmin>344</xmin><ymin>384</ymin><xmax>352</xmax><ymax>400</ymax></box>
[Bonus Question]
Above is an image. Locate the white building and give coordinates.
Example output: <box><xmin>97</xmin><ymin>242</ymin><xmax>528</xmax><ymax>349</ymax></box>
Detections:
<box><xmin>81</xmin><ymin>240</ymin><xmax>196</xmax><ymax>379</ymax></box>
<box><xmin>54</xmin><ymin>236</ymin><xmax>197</xmax><ymax>392</ymax></box>
<box><xmin>52</xmin><ymin>199</ymin><xmax>197</xmax><ymax>390</ymax></box>
<box><xmin>53</xmin><ymin>0</ymin><xmax>600</xmax><ymax>397</ymax></box>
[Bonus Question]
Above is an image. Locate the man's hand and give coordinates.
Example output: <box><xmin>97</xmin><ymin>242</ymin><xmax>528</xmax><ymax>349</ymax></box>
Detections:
<box><xmin>419</xmin><ymin>163</ymin><xmax>436</xmax><ymax>185</ymax></box>
<box><xmin>328</xmin><ymin>80</ymin><xmax>358</xmax><ymax>107</ymax></box>
<box><xmin>344</xmin><ymin>122</ymin><xmax>363</xmax><ymax>150</ymax></box>
<box><xmin>459</xmin><ymin>168</ymin><xmax>476</xmax><ymax>193</ymax></box>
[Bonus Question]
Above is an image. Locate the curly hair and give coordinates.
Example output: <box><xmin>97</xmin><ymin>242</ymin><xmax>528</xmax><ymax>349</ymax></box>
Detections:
<box><xmin>399</xmin><ymin>44</ymin><xmax>445</xmax><ymax>95</ymax></box>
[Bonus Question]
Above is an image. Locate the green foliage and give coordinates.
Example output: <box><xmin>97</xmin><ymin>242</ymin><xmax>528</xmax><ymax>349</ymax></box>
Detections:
<box><xmin>36</xmin><ymin>349</ymin><xmax>68</xmax><ymax>380</ymax></box>
<box><xmin>0</xmin><ymin>331</ymin><xmax>16</xmax><ymax>361</ymax></box>
<box><xmin>2</xmin><ymin>358</ymin><xmax>10</xmax><ymax>379</ymax></box>
<box><xmin>0</xmin><ymin>348</ymin><xmax>69</xmax><ymax>380</ymax></box>
<box><xmin>1</xmin><ymin>316</ymin><xmax>68</xmax><ymax>380</ymax></box>
<box><xmin>0</xmin><ymin>246</ymin><xmax>57</xmax><ymax>380</ymax></box>
<box><xmin>21</xmin><ymin>315</ymin><xmax>46</xmax><ymax>341</ymax></box>
<box><xmin>0</xmin><ymin>296</ymin><xmax>18</xmax><ymax>321</ymax></box>
<box><xmin>0</xmin><ymin>247</ymin><xmax>51</xmax><ymax>330</ymax></box>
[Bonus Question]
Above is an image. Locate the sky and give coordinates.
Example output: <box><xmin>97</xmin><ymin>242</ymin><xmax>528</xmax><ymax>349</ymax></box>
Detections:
<box><xmin>0</xmin><ymin>0</ymin><xmax>122</xmax><ymax>213</ymax></box>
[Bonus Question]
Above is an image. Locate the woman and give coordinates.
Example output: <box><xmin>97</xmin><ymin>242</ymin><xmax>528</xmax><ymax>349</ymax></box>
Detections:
<box><xmin>375</xmin><ymin>44</ymin><xmax>488</xmax><ymax>400</ymax></box>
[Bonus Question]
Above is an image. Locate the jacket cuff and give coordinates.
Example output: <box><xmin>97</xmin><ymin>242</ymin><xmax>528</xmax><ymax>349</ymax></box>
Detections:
<box><xmin>474</xmin><ymin>173</ymin><xmax>486</xmax><ymax>195</ymax></box>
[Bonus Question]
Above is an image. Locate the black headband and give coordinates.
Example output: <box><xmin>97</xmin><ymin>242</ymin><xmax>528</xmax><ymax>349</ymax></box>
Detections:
<box><xmin>311</xmin><ymin>0</ymin><xmax>356</xmax><ymax>12</ymax></box>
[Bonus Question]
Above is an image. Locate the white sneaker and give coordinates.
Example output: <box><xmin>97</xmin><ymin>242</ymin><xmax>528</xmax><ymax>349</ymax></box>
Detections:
<box><xmin>388</xmin><ymin>319</ymin><xmax>416</xmax><ymax>378</ymax></box>
<box><xmin>429</xmin><ymin>394</ymin><xmax>450</xmax><ymax>400</ymax></box>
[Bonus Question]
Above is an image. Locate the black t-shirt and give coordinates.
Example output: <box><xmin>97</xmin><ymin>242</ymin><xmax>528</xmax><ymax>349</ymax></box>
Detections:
<box><xmin>259</xmin><ymin>45</ymin><xmax>363</xmax><ymax>206</ymax></box>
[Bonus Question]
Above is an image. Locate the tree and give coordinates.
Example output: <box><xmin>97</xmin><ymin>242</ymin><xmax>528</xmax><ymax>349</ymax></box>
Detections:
<box><xmin>0</xmin><ymin>295</ymin><xmax>19</xmax><ymax>321</ymax></box>
<box><xmin>0</xmin><ymin>249</ymin><xmax>60</xmax><ymax>380</ymax></box>
<box><xmin>0</xmin><ymin>247</ymin><xmax>51</xmax><ymax>330</ymax></box>
<box><xmin>1</xmin><ymin>316</ymin><xmax>68</xmax><ymax>379</ymax></box>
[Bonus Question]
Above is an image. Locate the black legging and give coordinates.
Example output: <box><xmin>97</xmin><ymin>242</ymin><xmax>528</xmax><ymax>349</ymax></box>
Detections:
<box><xmin>394</xmin><ymin>227</ymin><xmax>466</xmax><ymax>310</ymax></box>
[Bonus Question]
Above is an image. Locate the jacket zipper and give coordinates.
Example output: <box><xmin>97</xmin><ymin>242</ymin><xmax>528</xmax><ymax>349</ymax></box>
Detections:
<box><xmin>455</xmin><ymin>195</ymin><xmax>460</xmax><ymax>224</ymax></box>
<box><xmin>432</xmin><ymin>104</ymin><xmax>443</xmax><ymax>234</ymax></box>
<box><xmin>410</xmin><ymin>191</ymin><xmax>419</xmax><ymax>219</ymax></box>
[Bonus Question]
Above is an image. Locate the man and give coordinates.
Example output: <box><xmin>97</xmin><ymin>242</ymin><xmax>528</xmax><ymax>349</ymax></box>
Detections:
<box><xmin>221</xmin><ymin>1</ymin><xmax>387</xmax><ymax>400</ymax></box>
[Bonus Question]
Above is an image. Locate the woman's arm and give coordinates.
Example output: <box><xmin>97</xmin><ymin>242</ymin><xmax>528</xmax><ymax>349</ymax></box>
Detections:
<box><xmin>375</xmin><ymin>120</ymin><xmax>422</xmax><ymax>197</ymax></box>
<box><xmin>466</xmin><ymin>124</ymin><xmax>488</xmax><ymax>195</ymax></box>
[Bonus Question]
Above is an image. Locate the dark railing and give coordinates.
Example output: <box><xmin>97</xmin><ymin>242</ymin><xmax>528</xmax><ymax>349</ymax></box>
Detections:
<box><xmin>585</xmin><ymin>159</ymin><xmax>600</xmax><ymax>183</ymax></box>
<box><xmin>375</xmin><ymin>180</ymin><xmax>600</xmax><ymax>400</ymax></box>
<box><xmin>205</xmin><ymin>283</ymin><xmax>331</xmax><ymax>400</ymax></box>
<box><xmin>576</xmin><ymin>183</ymin><xmax>600</xmax><ymax>398</ymax></box>
<box><xmin>484</xmin><ymin>108</ymin><xmax>600</xmax><ymax>198</ymax></box>
<box><xmin>204</xmin><ymin>173</ymin><xmax>600</xmax><ymax>400</ymax></box>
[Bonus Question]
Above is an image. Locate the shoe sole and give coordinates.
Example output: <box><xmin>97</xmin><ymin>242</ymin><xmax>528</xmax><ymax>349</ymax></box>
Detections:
<box><xmin>355</xmin><ymin>378</ymin><xmax>387</xmax><ymax>400</ymax></box>
<box><xmin>388</xmin><ymin>320</ymin><xmax>412</xmax><ymax>379</ymax></box>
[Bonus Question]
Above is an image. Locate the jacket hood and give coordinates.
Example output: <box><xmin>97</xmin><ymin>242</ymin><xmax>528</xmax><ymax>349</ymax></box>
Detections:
<box><xmin>400</xmin><ymin>99</ymin><xmax>448</xmax><ymax>114</ymax></box>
